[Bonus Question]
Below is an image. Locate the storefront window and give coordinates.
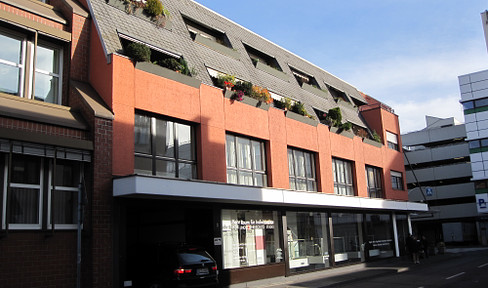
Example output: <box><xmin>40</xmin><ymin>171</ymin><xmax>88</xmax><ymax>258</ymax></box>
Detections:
<box><xmin>331</xmin><ymin>213</ymin><xmax>364</xmax><ymax>263</ymax></box>
<box><xmin>221</xmin><ymin>210</ymin><xmax>281</xmax><ymax>269</ymax></box>
<box><xmin>286</xmin><ymin>211</ymin><xmax>329</xmax><ymax>271</ymax></box>
<box><xmin>395</xmin><ymin>214</ymin><xmax>409</xmax><ymax>256</ymax></box>
<box><xmin>364</xmin><ymin>214</ymin><xmax>394</xmax><ymax>259</ymax></box>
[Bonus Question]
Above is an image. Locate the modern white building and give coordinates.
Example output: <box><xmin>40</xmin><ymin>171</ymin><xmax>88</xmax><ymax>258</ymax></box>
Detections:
<box><xmin>402</xmin><ymin>116</ymin><xmax>481</xmax><ymax>244</ymax></box>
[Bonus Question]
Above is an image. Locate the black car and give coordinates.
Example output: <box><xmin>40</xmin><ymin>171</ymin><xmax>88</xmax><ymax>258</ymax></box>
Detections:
<box><xmin>134</xmin><ymin>243</ymin><xmax>219</xmax><ymax>288</ymax></box>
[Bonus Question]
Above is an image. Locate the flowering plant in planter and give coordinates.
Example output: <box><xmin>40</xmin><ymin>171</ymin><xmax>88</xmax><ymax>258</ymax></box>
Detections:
<box><xmin>120</xmin><ymin>0</ymin><xmax>170</xmax><ymax>27</ymax></box>
<box><xmin>250</xmin><ymin>85</ymin><xmax>272</xmax><ymax>104</ymax></box>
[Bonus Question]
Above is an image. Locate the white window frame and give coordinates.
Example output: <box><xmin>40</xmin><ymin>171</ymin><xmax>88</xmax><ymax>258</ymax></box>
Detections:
<box><xmin>386</xmin><ymin>131</ymin><xmax>399</xmax><ymax>151</ymax></box>
<box><xmin>2</xmin><ymin>156</ymin><xmax>44</xmax><ymax>230</ymax></box>
<box><xmin>332</xmin><ymin>158</ymin><xmax>354</xmax><ymax>196</ymax></box>
<box><xmin>47</xmin><ymin>161</ymin><xmax>81</xmax><ymax>230</ymax></box>
<box><xmin>0</xmin><ymin>28</ymin><xmax>63</xmax><ymax>105</ymax></box>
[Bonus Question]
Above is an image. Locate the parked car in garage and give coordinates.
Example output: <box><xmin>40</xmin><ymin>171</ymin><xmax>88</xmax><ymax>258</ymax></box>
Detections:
<box><xmin>134</xmin><ymin>243</ymin><xmax>219</xmax><ymax>288</ymax></box>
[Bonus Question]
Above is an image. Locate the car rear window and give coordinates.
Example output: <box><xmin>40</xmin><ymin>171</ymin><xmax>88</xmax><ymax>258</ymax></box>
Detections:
<box><xmin>178</xmin><ymin>250</ymin><xmax>213</xmax><ymax>265</ymax></box>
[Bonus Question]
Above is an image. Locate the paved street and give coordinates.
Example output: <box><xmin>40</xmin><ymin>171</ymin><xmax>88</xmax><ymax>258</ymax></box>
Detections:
<box><xmin>228</xmin><ymin>248</ymin><xmax>488</xmax><ymax>288</ymax></box>
<box><xmin>337</xmin><ymin>248</ymin><xmax>488</xmax><ymax>288</ymax></box>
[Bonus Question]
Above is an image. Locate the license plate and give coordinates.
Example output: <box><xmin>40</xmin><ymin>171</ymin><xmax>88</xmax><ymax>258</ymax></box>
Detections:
<box><xmin>196</xmin><ymin>268</ymin><xmax>209</xmax><ymax>275</ymax></box>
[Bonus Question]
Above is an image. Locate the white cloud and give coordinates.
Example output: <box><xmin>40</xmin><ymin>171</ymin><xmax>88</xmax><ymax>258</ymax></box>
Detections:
<box><xmin>337</xmin><ymin>40</ymin><xmax>487</xmax><ymax>133</ymax></box>
<box><xmin>391</xmin><ymin>95</ymin><xmax>464</xmax><ymax>133</ymax></box>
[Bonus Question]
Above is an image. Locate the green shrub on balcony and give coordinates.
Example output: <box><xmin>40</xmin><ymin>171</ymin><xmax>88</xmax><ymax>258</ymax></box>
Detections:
<box><xmin>125</xmin><ymin>42</ymin><xmax>151</xmax><ymax>62</ymax></box>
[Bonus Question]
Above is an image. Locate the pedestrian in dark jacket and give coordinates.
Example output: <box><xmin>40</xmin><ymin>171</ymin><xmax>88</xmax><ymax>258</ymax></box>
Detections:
<box><xmin>406</xmin><ymin>234</ymin><xmax>420</xmax><ymax>264</ymax></box>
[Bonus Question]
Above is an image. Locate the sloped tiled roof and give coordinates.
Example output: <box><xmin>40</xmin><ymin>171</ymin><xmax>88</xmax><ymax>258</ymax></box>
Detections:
<box><xmin>89</xmin><ymin>0</ymin><xmax>369</xmax><ymax>128</ymax></box>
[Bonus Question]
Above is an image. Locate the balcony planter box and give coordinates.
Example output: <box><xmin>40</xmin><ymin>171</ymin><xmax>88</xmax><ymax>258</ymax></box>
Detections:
<box><xmin>286</xmin><ymin>111</ymin><xmax>318</xmax><ymax>126</ymax></box>
<box><xmin>255</xmin><ymin>61</ymin><xmax>288</xmax><ymax>81</ymax></box>
<box><xmin>223</xmin><ymin>89</ymin><xmax>234</xmax><ymax>99</ymax></box>
<box><xmin>340</xmin><ymin>129</ymin><xmax>354</xmax><ymax>139</ymax></box>
<box><xmin>135</xmin><ymin>62</ymin><xmax>201</xmax><ymax>89</ymax></box>
<box><xmin>225</xmin><ymin>91</ymin><xmax>270</xmax><ymax>111</ymax></box>
<box><xmin>194</xmin><ymin>33</ymin><xmax>240</xmax><ymax>59</ymax></box>
<box><xmin>302</xmin><ymin>83</ymin><xmax>329</xmax><ymax>99</ymax></box>
<box><xmin>363</xmin><ymin>138</ymin><xmax>383</xmax><ymax>148</ymax></box>
<box><xmin>329</xmin><ymin>126</ymin><xmax>339</xmax><ymax>133</ymax></box>
<box><xmin>329</xmin><ymin>126</ymin><xmax>354</xmax><ymax>138</ymax></box>
<box><xmin>106</xmin><ymin>0</ymin><xmax>171</xmax><ymax>29</ymax></box>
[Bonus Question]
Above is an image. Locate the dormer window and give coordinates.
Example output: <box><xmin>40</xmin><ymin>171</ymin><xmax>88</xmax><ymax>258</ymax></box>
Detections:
<box><xmin>327</xmin><ymin>85</ymin><xmax>350</xmax><ymax>103</ymax></box>
<box><xmin>290</xmin><ymin>67</ymin><xmax>319</xmax><ymax>87</ymax></box>
<box><xmin>183</xmin><ymin>16</ymin><xmax>239</xmax><ymax>59</ymax></box>
<box><xmin>244</xmin><ymin>44</ymin><xmax>280</xmax><ymax>70</ymax></box>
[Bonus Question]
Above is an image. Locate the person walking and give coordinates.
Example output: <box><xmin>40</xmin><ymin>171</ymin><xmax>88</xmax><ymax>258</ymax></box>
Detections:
<box><xmin>406</xmin><ymin>234</ymin><xmax>420</xmax><ymax>264</ymax></box>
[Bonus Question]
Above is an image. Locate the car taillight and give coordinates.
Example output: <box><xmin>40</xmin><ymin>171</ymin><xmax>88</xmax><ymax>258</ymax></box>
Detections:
<box><xmin>174</xmin><ymin>268</ymin><xmax>192</xmax><ymax>274</ymax></box>
<box><xmin>211</xmin><ymin>266</ymin><xmax>218</xmax><ymax>271</ymax></box>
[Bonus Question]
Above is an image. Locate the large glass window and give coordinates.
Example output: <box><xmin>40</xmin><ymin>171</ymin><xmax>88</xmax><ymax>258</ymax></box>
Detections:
<box><xmin>287</xmin><ymin>211</ymin><xmax>329</xmax><ymax>272</ymax></box>
<box><xmin>364</xmin><ymin>214</ymin><xmax>394</xmax><ymax>259</ymax></box>
<box><xmin>332</xmin><ymin>158</ymin><xmax>354</xmax><ymax>196</ymax></box>
<box><xmin>0</xmin><ymin>29</ymin><xmax>63</xmax><ymax>104</ymax></box>
<box><xmin>226</xmin><ymin>134</ymin><xmax>267</xmax><ymax>187</ymax></box>
<box><xmin>134</xmin><ymin>113</ymin><xmax>197</xmax><ymax>179</ymax></box>
<box><xmin>366</xmin><ymin>165</ymin><xmax>383</xmax><ymax>198</ymax></box>
<box><xmin>390</xmin><ymin>170</ymin><xmax>404</xmax><ymax>190</ymax></box>
<box><xmin>331</xmin><ymin>212</ymin><xmax>364</xmax><ymax>263</ymax></box>
<box><xmin>221</xmin><ymin>209</ymin><xmax>281</xmax><ymax>269</ymax></box>
<box><xmin>288</xmin><ymin>148</ymin><xmax>317</xmax><ymax>192</ymax></box>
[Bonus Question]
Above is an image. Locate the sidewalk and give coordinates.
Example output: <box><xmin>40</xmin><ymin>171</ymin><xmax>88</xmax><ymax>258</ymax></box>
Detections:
<box><xmin>226</xmin><ymin>248</ymin><xmax>488</xmax><ymax>288</ymax></box>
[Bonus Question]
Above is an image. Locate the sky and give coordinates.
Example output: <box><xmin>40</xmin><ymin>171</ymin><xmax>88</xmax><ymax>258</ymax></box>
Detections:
<box><xmin>193</xmin><ymin>0</ymin><xmax>488</xmax><ymax>133</ymax></box>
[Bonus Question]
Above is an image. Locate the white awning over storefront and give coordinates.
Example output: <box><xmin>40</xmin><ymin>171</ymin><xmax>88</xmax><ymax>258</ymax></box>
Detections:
<box><xmin>113</xmin><ymin>175</ymin><xmax>428</xmax><ymax>213</ymax></box>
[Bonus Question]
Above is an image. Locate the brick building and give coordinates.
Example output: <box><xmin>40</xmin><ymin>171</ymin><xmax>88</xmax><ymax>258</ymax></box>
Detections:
<box><xmin>0</xmin><ymin>0</ymin><xmax>427</xmax><ymax>287</ymax></box>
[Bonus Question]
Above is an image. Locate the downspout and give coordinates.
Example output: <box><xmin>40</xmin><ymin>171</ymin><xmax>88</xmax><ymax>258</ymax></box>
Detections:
<box><xmin>77</xmin><ymin>163</ymin><xmax>85</xmax><ymax>288</ymax></box>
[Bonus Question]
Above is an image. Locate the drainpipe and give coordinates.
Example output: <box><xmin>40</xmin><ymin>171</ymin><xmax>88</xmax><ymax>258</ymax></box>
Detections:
<box><xmin>77</xmin><ymin>165</ymin><xmax>85</xmax><ymax>288</ymax></box>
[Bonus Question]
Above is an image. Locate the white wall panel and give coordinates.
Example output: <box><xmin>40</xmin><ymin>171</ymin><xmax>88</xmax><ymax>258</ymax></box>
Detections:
<box><xmin>464</xmin><ymin>113</ymin><xmax>476</xmax><ymax>124</ymax></box>
<box><xmin>470</xmin><ymin>153</ymin><xmax>482</xmax><ymax>162</ymax></box>
<box><xmin>476</xmin><ymin>111</ymin><xmax>488</xmax><ymax>121</ymax></box>
<box><xmin>465</xmin><ymin>122</ymin><xmax>478</xmax><ymax>132</ymax></box>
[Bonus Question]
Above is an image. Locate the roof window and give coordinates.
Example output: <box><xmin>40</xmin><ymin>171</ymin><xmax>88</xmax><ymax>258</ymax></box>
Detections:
<box><xmin>290</xmin><ymin>67</ymin><xmax>319</xmax><ymax>87</ymax></box>
<box><xmin>327</xmin><ymin>85</ymin><xmax>351</xmax><ymax>104</ymax></box>
<box><xmin>183</xmin><ymin>16</ymin><xmax>239</xmax><ymax>59</ymax></box>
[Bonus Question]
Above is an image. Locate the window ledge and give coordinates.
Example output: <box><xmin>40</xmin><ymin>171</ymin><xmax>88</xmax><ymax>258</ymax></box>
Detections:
<box><xmin>1</xmin><ymin>0</ymin><xmax>67</xmax><ymax>25</ymax></box>
<box><xmin>285</xmin><ymin>110</ymin><xmax>318</xmax><ymax>126</ymax></box>
<box><xmin>0</xmin><ymin>92</ymin><xmax>87</xmax><ymax>130</ymax></box>
<box><xmin>302</xmin><ymin>83</ymin><xmax>329</xmax><ymax>99</ymax></box>
<box><xmin>194</xmin><ymin>33</ymin><xmax>240</xmax><ymax>59</ymax></box>
<box><xmin>255</xmin><ymin>61</ymin><xmax>288</xmax><ymax>81</ymax></box>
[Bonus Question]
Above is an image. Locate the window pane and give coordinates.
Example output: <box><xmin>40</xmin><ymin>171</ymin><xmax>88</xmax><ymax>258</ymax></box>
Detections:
<box><xmin>295</xmin><ymin>150</ymin><xmax>305</xmax><ymax>177</ymax></box>
<box><xmin>307</xmin><ymin>180</ymin><xmax>317</xmax><ymax>192</ymax></box>
<box><xmin>289</xmin><ymin>177</ymin><xmax>296</xmax><ymax>190</ymax></box>
<box><xmin>305</xmin><ymin>152</ymin><xmax>313</xmax><ymax>178</ymax></box>
<box><xmin>55</xmin><ymin>160</ymin><xmax>80</xmax><ymax>187</ymax></box>
<box><xmin>238</xmin><ymin>171</ymin><xmax>253</xmax><ymax>185</ymax></box>
<box><xmin>0</xmin><ymin>64</ymin><xmax>21</xmax><ymax>95</ymax></box>
<box><xmin>227</xmin><ymin>169</ymin><xmax>237</xmax><ymax>184</ymax></box>
<box><xmin>0</xmin><ymin>33</ymin><xmax>22</xmax><ymax>64</ymax></box>
<box><xmin>237</xmin><ymin>137</ymin><xmax>252</xmax><ymax>169</ymax></box>
<box><xmin>288</xmin><ymin>149</ymin><xmax>295</xmax><ymax>176</ymax></box>
<box><xmin>134</xmin><ymin>156</ymin><xmax>152</xmax><ymax>175</ymax></box>
<box><xmin>11</xmin><ymin>155</ymin><xmax>41</xmax><ymax>184</ymax></box>
<box><xmin>8</xmin><ymin>187</ymin><xmax>39</xmax><ymax>224</ymax></box>
<box><xmin>155</xmin><ymin>159</ymin><xmax>176</xmax><ymax>177</ymax></box>
<box><xmin>463</xmin><ymin>101</ymin><xmax>474</xmax><ymax>110</ymax></box>
<box><xmin>134</xmin><ymin>115</ymin><xmax>151</xmax><ymax>154</ymax></box>
<box><xmin>254</xmin><ymin>173</ymin><xmax>265</xmax><ymax>187</ymax></box>
<box><xmin>296</xmin><ymin>179</ymin><xmax>307</xmax><ymax>191</ymax></box>
<box><xmin>252</xmin><ymin>141</ymin><xmax>264</xmax><ymax>171</ymax></box>
<box><xmin>34</xmin><ymin>72</ymin><xmax>59</xmax><ymax>103</ymax></box>
<box><xmin>53</xmin><ymin>190</ymin><xmax>76</xmax><ymax>224</ymax></box>
<box><xmin>475</xmin><ymin>98</ymin><xmax>488</xmax><ymax>108</ymax></box>
<box><xmin>177</xmin><ymin>123</ymin><xmax>194</xmax><ymax>160</ymax></box>
<box><xmin>155</xmin><ymin>119</ymin><xmax>174</xmax><ymax>157</ymax></box>
<box><xmin>178</xmin><ymin>163</ymin><xmax>195</xmax><ymax>179</ymax></box>
<box><xmin>226</xmin><ymin>135</ymin><xmax>236</xmax><ymax>168</ymax></box>
<box><xmin>36</xmin><ymin>45</ymin><xmax>59</xmax><ymax>74</ymax></box>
